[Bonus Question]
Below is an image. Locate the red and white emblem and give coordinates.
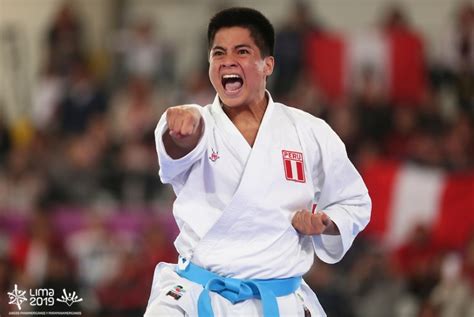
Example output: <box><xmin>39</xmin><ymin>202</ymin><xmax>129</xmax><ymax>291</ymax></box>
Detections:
<box><xmin>209</xmin><ymin>148</ymin><xmax>219</xmax><ymax>162</ymax></box>
<box><xmin>282</xmin><ymin>150</ymin><xmax>305</xmax><ymax>183</ymax></box>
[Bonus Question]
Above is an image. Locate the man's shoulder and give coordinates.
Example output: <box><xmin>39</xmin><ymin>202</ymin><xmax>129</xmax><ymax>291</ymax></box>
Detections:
<box><xmin>274</xmin><ymin>102</ymin><xmax>328</xmax><ymax>129</ymax></box>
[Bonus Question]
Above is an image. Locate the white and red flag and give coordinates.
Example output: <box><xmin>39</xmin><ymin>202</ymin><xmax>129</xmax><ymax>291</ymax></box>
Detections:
<box><xmin>305</xmin><ymin>28</ymin><xmax>427</xmax><ymax>106</ymax></box>
<box><xmin>362</xmin><ymin>160</ymin><xmax>474</xmax><ymax>250</ymax></box>
<box><xmin>282</xmin><ymin>150</ymin><xmax>306</xmax><ymax>183</ymax></box>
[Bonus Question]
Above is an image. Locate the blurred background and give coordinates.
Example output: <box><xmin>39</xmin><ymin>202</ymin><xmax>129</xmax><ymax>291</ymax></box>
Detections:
<box><xmin>0</xmin><ymin>0</ymin><xmax>473</xmax><ymax>316</ymax></box>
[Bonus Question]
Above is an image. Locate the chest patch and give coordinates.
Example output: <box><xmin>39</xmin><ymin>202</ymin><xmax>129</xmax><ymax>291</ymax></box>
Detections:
<box><xmin>282</xmin><ymin>150</ymin><xmax>306</xmax><ymax>183</ymax></box>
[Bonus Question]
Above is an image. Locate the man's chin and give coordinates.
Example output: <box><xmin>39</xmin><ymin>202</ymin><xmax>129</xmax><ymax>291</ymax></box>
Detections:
<box><xmin>218</xmin><ymin>92</ymin><xmax>244</xmax><ymax>108</ymax></box>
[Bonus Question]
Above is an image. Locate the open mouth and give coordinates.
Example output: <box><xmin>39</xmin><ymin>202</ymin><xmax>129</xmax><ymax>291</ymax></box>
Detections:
<box><xmin>221</xmin><ymin>74</ymin><xmax>243</xmax><ymax>94</ymax></box>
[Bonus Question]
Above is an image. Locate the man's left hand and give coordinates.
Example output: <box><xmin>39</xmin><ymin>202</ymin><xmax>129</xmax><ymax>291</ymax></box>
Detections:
<box><xmin>291</xmin><ymin>210</ymin><xmax>340</xmax><ymax>235</ymax></box>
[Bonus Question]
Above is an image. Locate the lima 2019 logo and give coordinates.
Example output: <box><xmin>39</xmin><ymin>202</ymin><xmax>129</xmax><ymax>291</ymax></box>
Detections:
<box><xmin>8</xmin><ymin>284</ymin><xmax>83</xmax><ymax>311</ymax></box>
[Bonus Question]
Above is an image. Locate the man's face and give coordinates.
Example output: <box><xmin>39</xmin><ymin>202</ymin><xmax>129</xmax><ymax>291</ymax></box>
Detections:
<box><xmin>209</xmin><ymin>27</ymin><xmax>274</xmax><ymax>108</ymax></box>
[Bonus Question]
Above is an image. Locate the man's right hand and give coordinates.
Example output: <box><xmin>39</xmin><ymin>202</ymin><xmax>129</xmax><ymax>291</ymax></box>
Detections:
<box><xmin>163</xmin><ymin>105</ymin><xmax>203</xmax><ymax>159</ymax></box>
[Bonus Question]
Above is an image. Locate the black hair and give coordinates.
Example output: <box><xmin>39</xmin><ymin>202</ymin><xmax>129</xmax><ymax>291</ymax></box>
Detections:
<box><xmin>207</xmin><ymin>7</ymin><xmax>275</xmax><ymax>57</ymax></box>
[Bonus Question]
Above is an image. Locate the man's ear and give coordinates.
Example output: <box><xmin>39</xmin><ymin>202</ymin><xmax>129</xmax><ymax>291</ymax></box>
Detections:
<box><xmin>263</xmin><ymin>56</ymin><xmax>275</xmax><ymax>76</ymax></box>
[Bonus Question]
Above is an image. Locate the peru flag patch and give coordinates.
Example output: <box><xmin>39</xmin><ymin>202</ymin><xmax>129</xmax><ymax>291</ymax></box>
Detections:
<box><xmin>282</xmin><ymin>150</ymin><xmax>306</xmax><ymax>183</ymax></box>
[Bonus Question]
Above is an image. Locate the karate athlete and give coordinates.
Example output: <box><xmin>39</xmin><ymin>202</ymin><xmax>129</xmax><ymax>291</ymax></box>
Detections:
<box><xmin>144</xmin><ymin>7</ymin><xmax>371</xmax><ymax>317</ymax></box>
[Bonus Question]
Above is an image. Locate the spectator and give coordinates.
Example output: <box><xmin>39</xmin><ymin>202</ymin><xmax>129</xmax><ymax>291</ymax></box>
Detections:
<box><xmin>58</xmin><ymin>60</ymin><xmax>107</xmax><ymax>136</ymax></box>
<box><xmin>348</xmin><ymin>244</ymin><xmax>402</xmax><ymax>317</ymax></box>
<box><xmin>108</xmin><ymin>76</ymin><xmax>161</xmax><ymax>145</ymax></box>
<box><xmin>384</xmin><ymin>107</ymin><xmax>418</xmax><ymax>160</ymax></box>
<box><xmin>453</xmin><ymin>2</ymin><xmax>474</xmax><ymax>117</ymax></box>
<box><xmin>8</xmin><ymin>211</ymin><xmax>63</xmax><ymax>286</ymax></box>
<box><xmin>435</xmin><ymin>2</ymin><xmax>474</xmax><ymax>117</ymax></box>
<box><xmin>442</xmin><ymin>116</ymin><xmax>473</xmax><ymax>170</ymax></box>
<box><xmin>65</xmin><ymin>212</ymin><xmax>122</xmax><ymax>314</ymax></box>
<box><xmin>392</xmin><ymin>225</ymin><xmax>440</xmax><ymax>302</ymax></box>
<box><xmin>0</xmin><ymin>257</ymin><xmax>13</xmax><ymax>316</ymax></box>
<box><xmin>139</xmin><ymin>223</ymin><xmax>177</xmax><ymax>274</ymax></box>
<box><xmin>326</xmin><ymin>102</ymin><xmax>360</xmax><ymax>159</ymax></box>
<box><xmin>0</xmin><ymin>112</ymin><xmax>11</xmax><ymax>165</ymax></box>
<box><xmin>380</xmin><ymin>3</ymin><xmax>428</xmax><ymax>106</ymax></box>
<box><xmin>35</xmin><ymin>248</ymin><xmax>79</xmax><ymax>313</ymax></box>
<box><xmin>111</xmin><ymin>139</ymin><xmax>160</xmax><ymax>205</ymax></box>
<box><xmin>176</xmin><ymin>69</ymin><xmax>214</xmax><ymax>106</ymax></box>
<box><xmin>114</xmin><ymin>18</ymin><xmax>175</xmax><ymax>85</ymax></box>
<box><xmin>271</xmin><ymin>1</ymin><xmax>323</xmax><ymax>101</ymax></box>
<box><xmin>305</xmin><ymin>260</ymin><xmax>355</xmax><ymax>317</ymax></box>
<box><xmin>31</xmin><ymin>61</ymin><xmax>65</xmax><ymax>133</ymax></box>
<box><xmin>96</xmin><ymin>248</ymin><xmax>149</xmax><ymax>317</ymax></box>
<box><xmin>353</xmin><ymin>65</ymin><xmax>393</xmax><ymax>156</ymax></box>
<box><xmin>45</xmin><ymin>132</ymin><xmax>108</xmax><ymax>205</ymax></box>
<box><xmin>462</xmin><ymin>233</ymin><xmax>474</xmax><ymax>289</ymax></box>
<box><xmin>47</xmin><ymin>2</ymin><xmax>85</xmax><ymax>77</ymax></box>
<box><xmin>0</xmin><ymin>146</ymin><xmax>46</xmax><ymax>211</ymax></box>
<box><xmin>429</xmin><ymin>252</ymin><xmax>474</xmax><ymax>317</ymax></box>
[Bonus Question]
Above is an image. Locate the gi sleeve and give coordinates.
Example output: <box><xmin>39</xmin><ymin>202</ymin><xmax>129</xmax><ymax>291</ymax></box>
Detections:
<box><xmin>312</xmin><ymin>122</ymin><xmax>371</xmax><ymax>264</ymax></box>
<box><xmin>155</xmin><ymin>105</ymin><xmax>210</xmax><ymax>185</ymax></box>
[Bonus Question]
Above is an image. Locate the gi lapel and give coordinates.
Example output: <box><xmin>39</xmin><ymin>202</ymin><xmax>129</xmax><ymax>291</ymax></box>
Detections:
<box><xmin>209</xmin><ymin>95</ymin><xmax>251</xmax><ymax>167</ymax></box>
<box><xmin>195</xmin><ymin>94</ymin><xmax>277</xmax><ymax>253</ymax></box>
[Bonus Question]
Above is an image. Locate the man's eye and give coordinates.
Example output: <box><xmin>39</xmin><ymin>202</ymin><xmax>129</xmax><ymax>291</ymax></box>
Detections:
<box><xmin>212</xmin><ymin>51</ymin><xmax>224</xmax><ymax>56</ymax></box>
<box><xmin>238</xmin><ymin>49</ymin><xmax>249</xmax><ymax>55</ymax></box>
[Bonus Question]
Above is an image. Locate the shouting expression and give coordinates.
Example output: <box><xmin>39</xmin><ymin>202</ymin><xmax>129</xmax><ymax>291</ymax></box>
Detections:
<box><xmin>208</xmin><ymin>27</ymin><xmax>274</xmax><ymax>109</ymax></box>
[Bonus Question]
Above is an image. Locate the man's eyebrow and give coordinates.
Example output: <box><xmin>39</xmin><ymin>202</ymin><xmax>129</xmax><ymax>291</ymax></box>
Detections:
<box><xmin>211</xmin><ymin>44</ymin><xmax>252</xmax><ymax>51</ymax></box>
<box><xmin>234</xmin><ymin>44</ymin><xmax>252</xmax><ymax>50</ymax></box>
<box><xmin>211</xmin><ymin>45</ymin><xmax>226</xmax><ymax>51</ymax></box>
<box><xmin>235</xmin><ymin>44</ymin><xmax>252</xmax><ymax>49</ymax></box>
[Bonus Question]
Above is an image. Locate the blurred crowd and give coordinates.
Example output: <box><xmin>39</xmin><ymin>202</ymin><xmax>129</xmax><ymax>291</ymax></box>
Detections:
<box><xmin>0</xmin><ymin>1</ymin><xmax>473</xmax><ymax>316</ymax></box>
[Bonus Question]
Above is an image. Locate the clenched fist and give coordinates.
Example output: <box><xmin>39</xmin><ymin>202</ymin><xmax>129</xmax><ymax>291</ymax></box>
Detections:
<box><xmin>291</xmin><ymin>209</ymin><xmax>340</xmax><ymax>236</ymax></box>
<box><xmin>163</xmin><ymin>105</ymin><xmax>203</xmax><ymax>158</ymax></box>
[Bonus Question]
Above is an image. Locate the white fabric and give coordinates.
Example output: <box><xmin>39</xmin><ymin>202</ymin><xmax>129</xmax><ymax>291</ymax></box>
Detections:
<box><xmin>387</xmin><ymin>163</ymin><xmax>445</xmax><ymax>248</ymax></box>
<box><xmin>148</xmin><ymin>92</ymin><xmax>371</xmax><ymax>314</ymax></box>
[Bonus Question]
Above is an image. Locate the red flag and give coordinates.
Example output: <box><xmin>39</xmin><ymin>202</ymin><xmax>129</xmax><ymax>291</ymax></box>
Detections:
<box><xmin>386</xmin><ymin>29</ymin><xmax>427</xmax><ymax>105</ymax></box>
<box><xmin>305</xmin><ymin>32</ymin><xmax>346</xmax><ymax>103</ymax></box>
<box><xmin>432</xmin><ymin>173</ymin><xmax>474</xmax><ymax>249</ymax></box>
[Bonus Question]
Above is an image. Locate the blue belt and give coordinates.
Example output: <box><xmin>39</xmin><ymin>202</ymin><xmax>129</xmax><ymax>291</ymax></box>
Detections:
<box><xmin>176</xmin><ymin>261</ymin><xmax>302</xmax><ymax>317</ymax></box>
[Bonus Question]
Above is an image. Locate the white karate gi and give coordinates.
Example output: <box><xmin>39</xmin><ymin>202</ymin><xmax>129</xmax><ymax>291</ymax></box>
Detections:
<box><xmin>144</xmin><ymin>92</ymin><xmax>371</xmax><ymax>316</ymax></box>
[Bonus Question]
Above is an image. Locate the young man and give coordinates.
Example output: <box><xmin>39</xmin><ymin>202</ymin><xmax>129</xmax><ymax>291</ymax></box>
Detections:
<box><xmin>144</xmin><ymin>7</ymin><xmax>371</xmax><ymax>317</ymax></box>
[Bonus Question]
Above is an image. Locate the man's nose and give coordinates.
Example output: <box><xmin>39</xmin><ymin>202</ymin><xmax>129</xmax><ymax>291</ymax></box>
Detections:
<box><xmin>221</xmin><ymin>55</ymin><xmax>237</xmax><ymax>68</ymax></box>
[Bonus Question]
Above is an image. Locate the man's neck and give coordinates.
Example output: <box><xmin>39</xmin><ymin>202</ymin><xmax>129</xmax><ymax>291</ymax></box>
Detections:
<box><xmin>221</xmin><ymin>93</ymin><xmax>269</xmax><ymax>147</ymax></box>
<box><xmin>221</xmin><ymin>93</ymin><xmax>268</xmax><ymax>125</ymax></box>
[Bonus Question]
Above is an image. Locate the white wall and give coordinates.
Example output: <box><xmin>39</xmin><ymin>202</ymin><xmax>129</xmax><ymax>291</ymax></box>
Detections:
<box><xmin>0</xmin><ymin>0</ymin><xmax>469</xmax><ymax>123</ymax></box>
